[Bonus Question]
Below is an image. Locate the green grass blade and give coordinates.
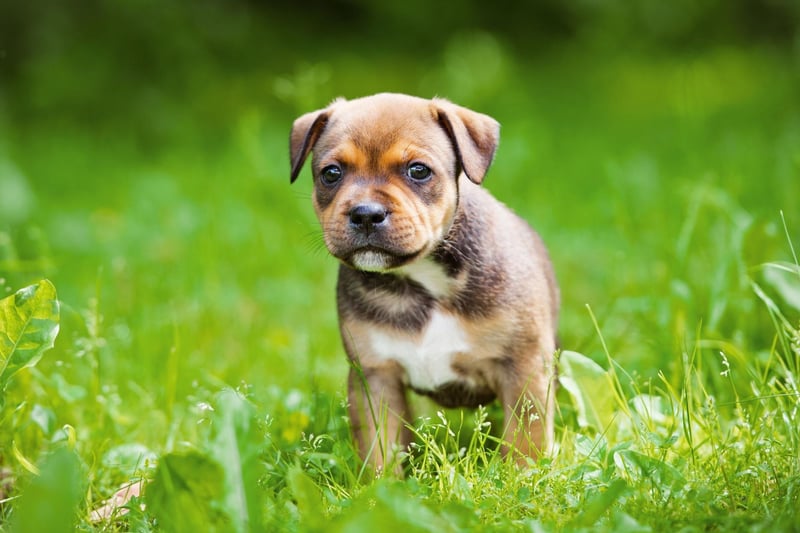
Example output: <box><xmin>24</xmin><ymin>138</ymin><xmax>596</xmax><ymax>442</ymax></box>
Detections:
<box><xmin>210</xmin><ymin>389</ymin><xmax>266</xmax><ymax>533</ymax></box>
<box><xmin>0</xmin><ymin>279</ymin><xmax>60</xmax><ymax>393</ymax></box>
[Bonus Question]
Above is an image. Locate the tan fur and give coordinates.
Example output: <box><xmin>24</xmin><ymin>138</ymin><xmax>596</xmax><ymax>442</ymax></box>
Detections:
<box><xmin>290</xmin><ymin>93</ymin><xmax>559</xmax><ymax>474</ymax></box>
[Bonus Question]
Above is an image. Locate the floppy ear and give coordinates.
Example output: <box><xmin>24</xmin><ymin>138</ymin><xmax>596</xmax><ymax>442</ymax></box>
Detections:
<box><xmin>289</xmin><ymin>109</ymin><xmax>330</xmax><ymax>183</ymax></box>
<box><xmin>433</xmin><ymin>100</ymin><xmax>500</xmax><ymax>184</ymax></box>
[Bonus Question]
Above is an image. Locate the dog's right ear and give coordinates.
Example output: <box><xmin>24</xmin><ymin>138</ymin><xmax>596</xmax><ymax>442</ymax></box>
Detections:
<box><xmin>289</xmin><ymin>109</ymin><xmax>330</xmax><ymax>183</ymax></box>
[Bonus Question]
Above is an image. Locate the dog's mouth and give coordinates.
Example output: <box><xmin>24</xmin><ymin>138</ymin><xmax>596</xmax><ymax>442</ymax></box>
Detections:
<box><xmin>345</xmin><ymin>246</ymin><xmax>423</xmax><ymax>272</ymax></box>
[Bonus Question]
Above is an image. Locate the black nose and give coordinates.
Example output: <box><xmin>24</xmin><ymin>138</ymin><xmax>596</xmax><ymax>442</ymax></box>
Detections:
<box><xmin>349</xmin><ymin>203</ymin><xmax>388</xmax><ymax>234</ymax></box>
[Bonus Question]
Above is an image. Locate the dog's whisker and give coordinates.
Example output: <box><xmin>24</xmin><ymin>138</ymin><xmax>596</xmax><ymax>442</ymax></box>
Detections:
<box><xmin>302</xmin><ymin>230</ymin><xmax>330</xmax><ymax>257</ymax></box>
<box><xmin>291</xmin><ymin>190</ymin><xmax>314</xmax><ymax>201</ymax></box>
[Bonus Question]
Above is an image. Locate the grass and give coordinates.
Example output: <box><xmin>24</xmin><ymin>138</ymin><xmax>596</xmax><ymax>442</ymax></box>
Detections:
<box><xmin>1</xmin><ymin>30</ymin><xmax>800</xmax><ymax>531</ymax></box>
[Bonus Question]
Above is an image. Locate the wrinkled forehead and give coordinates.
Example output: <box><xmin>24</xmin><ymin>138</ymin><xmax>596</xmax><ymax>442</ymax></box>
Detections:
<box><xmin>313</xmin><ymin>102</ymin><xmax>454</xmax><ymax>167</ymax></box>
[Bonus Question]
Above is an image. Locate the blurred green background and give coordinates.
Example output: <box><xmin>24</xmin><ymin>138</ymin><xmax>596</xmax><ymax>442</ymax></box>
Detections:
<box><xmin>1</xmin><ymin>0</ymin><xmax>799</xmax><ymax>438</ymax></box>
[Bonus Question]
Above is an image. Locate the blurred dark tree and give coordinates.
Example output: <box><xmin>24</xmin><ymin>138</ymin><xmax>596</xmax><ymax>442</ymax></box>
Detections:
<box><xmin>2</xmin><ymin>0</ymin><xmax>798</xmax><ymax>83</ymax></box>
<box><xmin>0</xmin><ymin>0</ymin><xmax>797</xmax><ymax>132</ymax></box>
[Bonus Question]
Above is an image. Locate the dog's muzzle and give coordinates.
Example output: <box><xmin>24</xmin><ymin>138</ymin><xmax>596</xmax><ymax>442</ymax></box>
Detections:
<box><xmin>329</xmin><ymin>202</ymin><xmax>422</xmax><ymax>272</ymax></box>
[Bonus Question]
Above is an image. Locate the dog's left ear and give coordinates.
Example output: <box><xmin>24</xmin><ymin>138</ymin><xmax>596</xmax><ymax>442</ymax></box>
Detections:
<box><xmin>433</xmin><ymin>100</ymin><xmax>500</xmax><ymax>184</ymax></box>
<box><xmin>289</xmin><ymin>109</ymin><xmax>331</xmax><ymax>183</ymax></box>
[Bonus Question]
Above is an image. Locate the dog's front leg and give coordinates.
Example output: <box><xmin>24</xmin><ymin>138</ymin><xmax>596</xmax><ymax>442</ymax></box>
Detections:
<box><xmin>498</xmin><ymin>349</ymin><xmax>556</xmax><ymax>465</ymax></box>
<box><xmin>348</xmin><ymin>364</ymin><xmax>412</xmax><ymax>475</ymax></box>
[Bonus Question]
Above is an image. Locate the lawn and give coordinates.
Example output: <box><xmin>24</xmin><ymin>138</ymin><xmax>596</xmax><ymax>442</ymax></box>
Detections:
<box><xmin>1</xmin><ymin>2</ymin><xmax>799</xmax><ymax>531</ymax></box>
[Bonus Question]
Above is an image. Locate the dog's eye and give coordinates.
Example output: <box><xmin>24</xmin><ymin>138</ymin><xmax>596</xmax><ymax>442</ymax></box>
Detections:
<box><xmin>408</xmin><ymin>163</ymin><xmax>432</xmax><ymax>182</ymax></box>
<box><xmin>320</xmin><ymin>165</ymin><xmax>343</xmax><ymax>185</ymax></box>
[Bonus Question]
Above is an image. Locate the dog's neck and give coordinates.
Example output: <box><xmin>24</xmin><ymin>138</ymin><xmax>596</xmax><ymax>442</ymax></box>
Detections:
<box><xmin>394</xmin><ymin>258</ymin><xmax>458</xmax><ymax>299</ymax></box>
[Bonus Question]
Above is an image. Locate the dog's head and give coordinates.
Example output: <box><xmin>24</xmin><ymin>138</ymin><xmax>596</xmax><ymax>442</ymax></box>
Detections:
<box><xmin>289</xmin><ymin>93</ymin><xmax>499</xmax><ymax>272</ymax></box>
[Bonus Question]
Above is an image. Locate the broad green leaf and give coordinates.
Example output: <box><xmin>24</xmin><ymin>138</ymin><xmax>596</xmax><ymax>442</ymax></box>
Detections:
<box><xmin>145</xmin><ymin>451</ymin><xmax>227</xmax><ymax>533</ymax></box>
<box><xmin>567</xmin><ymin>478</ymin><xmax>629</xmax><ymax>529</ymax></box>
<box><xmin>762</xmin><ymin>262</ymin><xmax>800</xmax><ymax>311</ymax></box>
<box><xmin>287</xmin><ymin>463</ymin><xmax>325</xmax><ymax>531</ymax></box>
<box><xmin>329</xmin><ymin>480</ymin><xmax>452</xmax><ymax>533</ymax></box>
<box><xmin>607</xmin><ymin>510</ymin><xmax>651</xmax><ymax>533</ymax></box>
<box><xmin>102</xmin><ymin>442</ymin><xmax>158</xmax><ymax>473</ymax></box>
<box><xmin>12</xmin><ymin>447</ymin><xmax>84</xmax><ymax>533</ymax></box>
<box><xmin>210</xmin><ymin>389</ymin><xmax>266</xmax><ymax>533</ymax></box>
<box><xmin>614</xmin><ymin>449</ymin><xmax>687</xmax><ymax>493</ymax></box>
<box><xmin>558</xmin><ymin>350</ymin><xmax>617</xmax><ymax>432</ymax></box>
<box><xmin>0</xmin><ymin>279</ymin><xmax>60</xmax><ymax>392</ymax></box>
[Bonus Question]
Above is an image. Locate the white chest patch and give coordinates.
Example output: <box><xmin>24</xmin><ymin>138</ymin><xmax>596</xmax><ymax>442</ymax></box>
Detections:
<box><xmin>395</xmin><ymin>258</ymin><xmax>454</xmax><ymax>299</ymax></box>
<box><xmin>368</xmin><ymin>310</ymin><xmax>471</xmax><ymax>391</ymax></box>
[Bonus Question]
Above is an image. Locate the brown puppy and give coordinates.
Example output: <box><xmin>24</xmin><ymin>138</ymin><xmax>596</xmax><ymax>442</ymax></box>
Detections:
<box><xmin>290</xmin><ymin>93</ymin><xmax>559</xmax><ymax>473</ymax></box>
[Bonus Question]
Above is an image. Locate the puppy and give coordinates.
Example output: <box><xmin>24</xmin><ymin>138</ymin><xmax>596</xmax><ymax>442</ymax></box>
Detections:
<box><xmin>289</xmin><ymin>93</ymin><xmax>559</xmax><ymax>472</ymax></box>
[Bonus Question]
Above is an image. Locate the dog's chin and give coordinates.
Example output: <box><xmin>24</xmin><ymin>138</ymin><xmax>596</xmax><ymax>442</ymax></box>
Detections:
<box><xmin>350</xmin><ymin>250</ymin><xmax>394</xmax><ymax>272</ymax></box>
<box><xmin>345</xmin><ymin>247</ymin><xmax>423</xmax><ymax>273</ymax></box>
